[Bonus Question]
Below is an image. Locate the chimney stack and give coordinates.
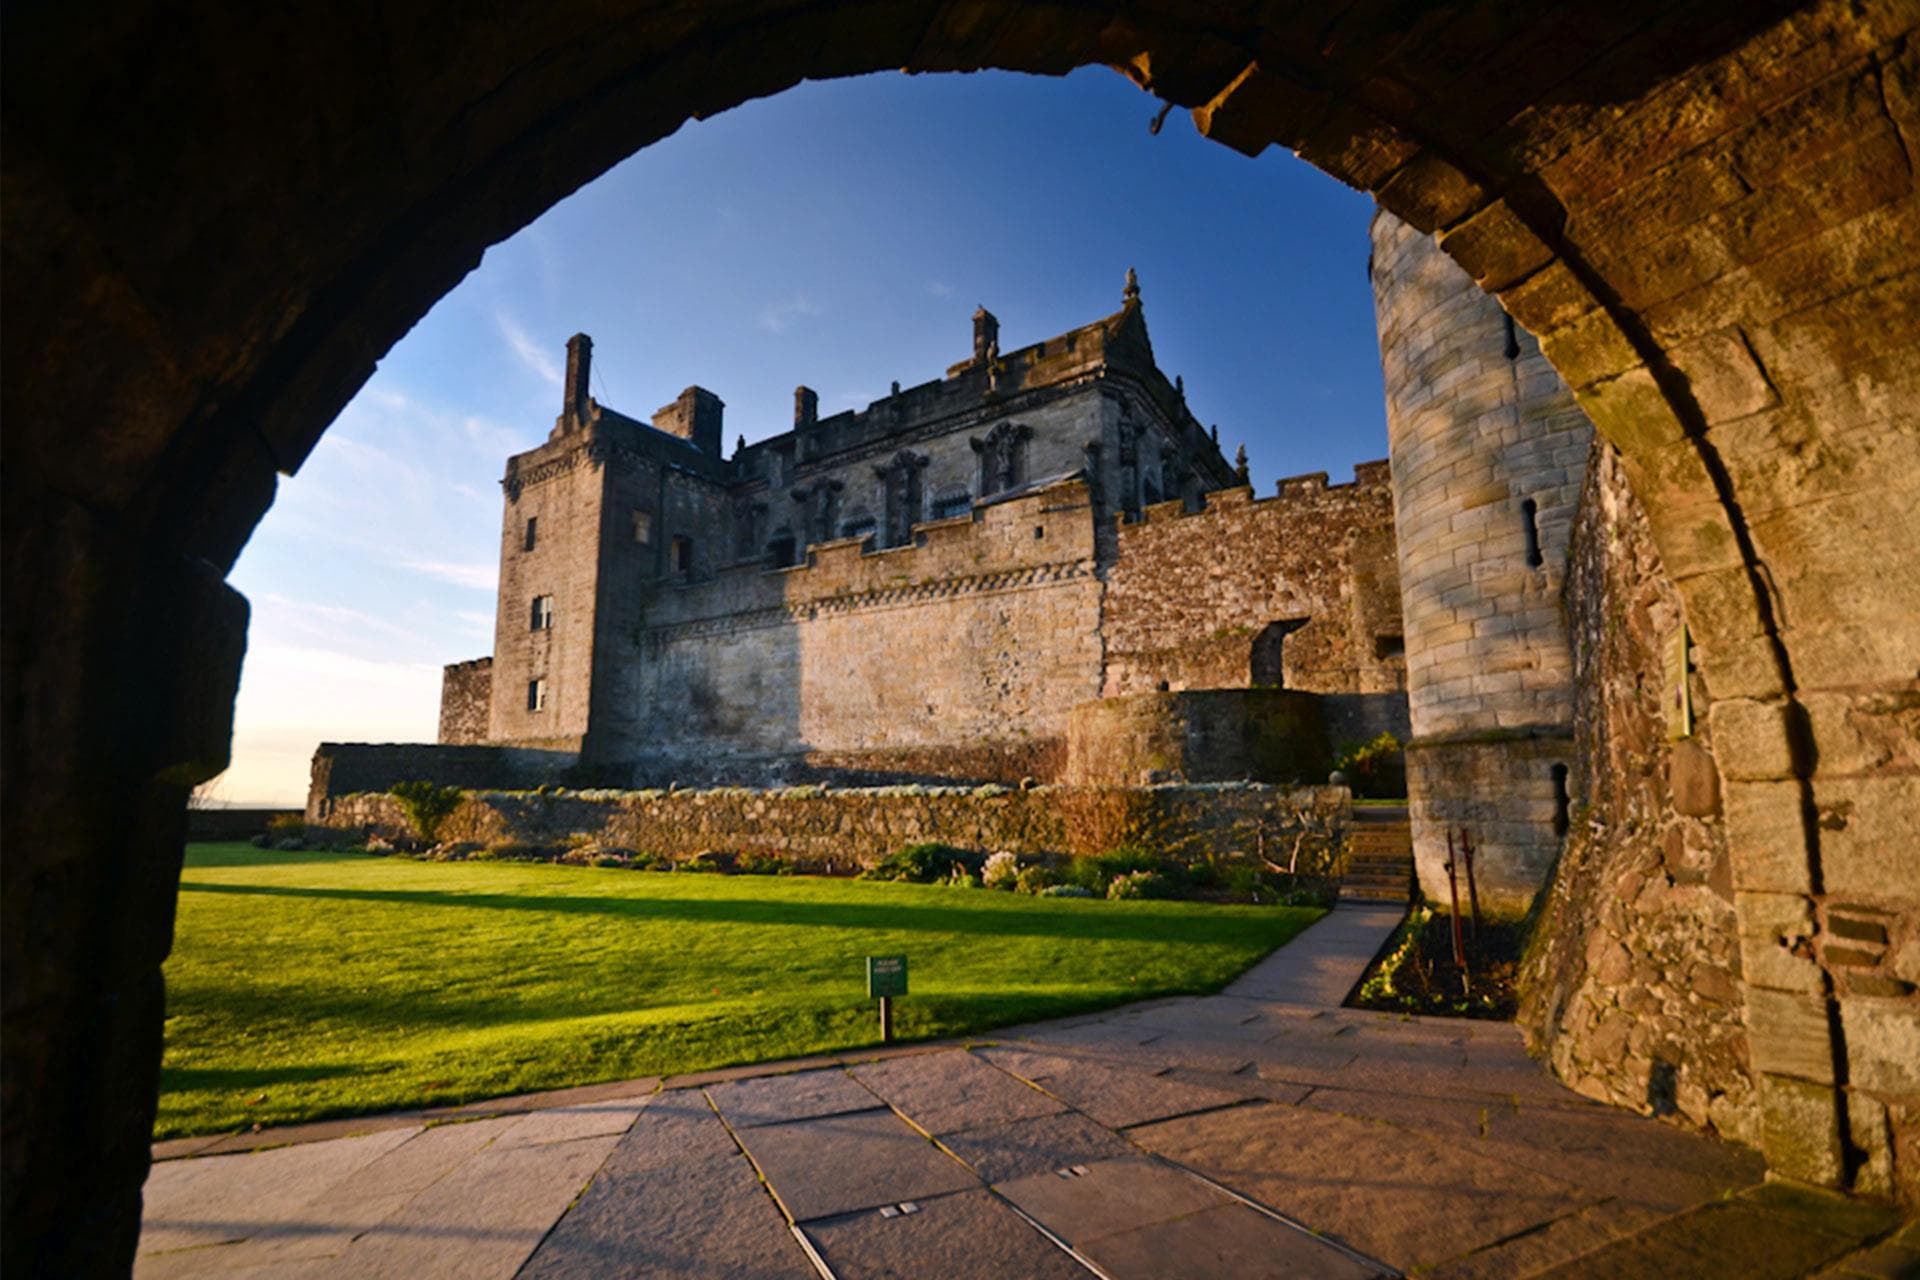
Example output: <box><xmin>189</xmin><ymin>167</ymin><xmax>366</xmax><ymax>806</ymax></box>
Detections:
<box><xmin>973</xmin><ymin>306</ymin><xmax>999</xmax><ymax>365</ymax></box>
<box><xmin>563</xmin><ymin>333</ymin><xmax>593</xmax><ymax>427</ymax></box>
<box><xmin>794</xmin><ymin>385</ymin><xmax>818</xmax><ymax>431</ymax></box>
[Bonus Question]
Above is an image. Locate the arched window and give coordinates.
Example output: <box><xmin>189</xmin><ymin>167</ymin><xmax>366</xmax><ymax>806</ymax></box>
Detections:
<box><xmin>1250</xmin><ymin>618</ymin><xmax>1309</xmax><ymax>687</ymax></box>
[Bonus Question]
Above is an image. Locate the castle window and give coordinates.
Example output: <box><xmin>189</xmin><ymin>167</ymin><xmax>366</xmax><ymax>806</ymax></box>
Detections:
<box><xmin>632</xmin><ymin>510</ymin><xmax>653</xmax><ymax>544</ymax></box>
<box><xmin>670</xmin><ymin>535</ymin><xmax>693</xmax><ymax>579</ymax></box>
<box><xmin>931</xmin><ymin>491</ymin><xmax>972</xmax><ymax>520</ymax></box>
<box><xmin>841</xmin><ymin>516</ymin><xmax>876</xmax><ymax>545</ymax></box>
<box><xmin>527</xmin><ymin>678</ymin><xmax>548</xmax><ymax>712</ymax></box>
<box><xmin>530</xmin><ymin>595</ymin><xmax>554</xmax><ymax>630</ymax></box>
<box><xmin>1521</xmin><ymin>498</ymin><xmax>1544</xmax><ymax>568</ymax></box>
<box><xmin>1143</xmin><ymin>475</ymin><xmax>1161</xmax><ymax>505</ymax></box>
<box><xmin>1374</xmin><ymin>634</ymin><xmax>1405</xmax><ymax>660</ymax></box>
<box><xmin>1551</xmin><ymin>763</ymin><xmax>1571</xmax><ymax>837</ymax></box>
<box><xmin>523</xmin><ymin>516</ymin><xmax>538</xmax><ymax>551</ymax></box>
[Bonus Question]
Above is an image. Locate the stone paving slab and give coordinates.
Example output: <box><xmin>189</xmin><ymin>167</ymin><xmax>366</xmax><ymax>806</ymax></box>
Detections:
<box><xmin>1540</xmin><ymin>1184</ymin><xmax>1904</xmax><ymax>1280</ymax></box>
<box><xmin>598</xmin><ymin>1088</ymin><xmax>740</xmax><ymax>1173</ymax></box>
<box><xmin>139</xmin><ymin>1127</ymin><xmax>422</xmax><ymax>1256</ymax></box>
<box><xmin>1429</xmin><ymin>1200</ymin><xmax>1669</xmax><ymax>1280</ymax></box>
<box><xmin>518</xmin><ymin>1148</ymin><xmax>815</xmax><ymax>1279</ymax></box>
<box><xmin>1130</xmin><ymin>1101</ymin><xmax>1599</xmax><ymax>1275</ymax></box>
<box><xmin>1079</xmin><ymin>1201</ymin><xmax>1385</xmax><ymax>1280</ymax></box>
<box><xmin>735</xmin><ymin>1107</ymin><xmax>981</xmax><ymax>1222</ymax></box>
<box><xmin>491</xmin><ymin>1098</ymin><xmax>651</xmax><ymax>1149</ymax></box>
<box><xmin>996</xmin><ymin>1156</ymin><xmax>1225</xmax><ymax>1244</ymax></box>
<box><xmin>802</xmin><ymin>1188</ymin><xmax>1089</xmax><ymax>1279</ymax></box>
<box><xmin>980</xmin><ymin>1045</ymin><xmax>1253</xmax><ymax>1129</ymax></box>
<box><xmin>850</xmin><ymin>1048</ymin><xmax>1067</xmax><ymax>1135</ymax></box>
<box><xmin>328</xmin><ymin>1129</ymin><xmax>626</xmax><ymax>1278</ymax></box>
<box><xmin>936</xmin><ymin>1111</ymin><xmax>1142</xmax><ymax>1184</ymax></box>
<box><xmin>189</xmin><ymin>1111</ymin><xmax>427</xmax><ymax>1159</ymax></box>
<box><xmin>138</xmin><ymin>1118</ymin><xmax>521</xmax><ymax>1276</ymax></box>
<box><xmin>707</xmin><ymin>1065</ymin><xmax>881</xmax><ymax>1128</ymax></box>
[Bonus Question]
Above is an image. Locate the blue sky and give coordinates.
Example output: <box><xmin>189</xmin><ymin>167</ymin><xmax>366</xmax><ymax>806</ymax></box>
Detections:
<box><xmin>216</xmin><ymin>68</ymin><xmax>1388</xmax><ymax>805</ymax></box>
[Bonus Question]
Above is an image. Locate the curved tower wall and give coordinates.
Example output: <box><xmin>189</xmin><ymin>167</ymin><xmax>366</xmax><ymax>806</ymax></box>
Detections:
<box><xmin>1370</xmin><ymin>211</ymin><xmax>1592</xmax><ymax>913</ymax></box>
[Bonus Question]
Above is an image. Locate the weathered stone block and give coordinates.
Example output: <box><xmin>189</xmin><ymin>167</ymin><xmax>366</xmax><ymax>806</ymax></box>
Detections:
<box><xmin>1758</xmin><ymin>1073</ymin><xmax>1845</xmax><ymax>1186</ymax></box>
<box><xmin>1746</xmin><ymin>987</ymin><xmax>1836</xmax><ymax>1083</ymax></box>
<box><xmin>1709</xmin><ymin>699</ymin><xmax>1798</xmax><ymax>781</ymax></box>
<box><xmin>1725</xmin><ymin>782</ymin><xmax>1813</xmax><ymax>893</ymax></box>
<box><xmin>1841</xmin><ymin>1001</ymin><xmax>1920</xmax><ymax>1097</ymax></box>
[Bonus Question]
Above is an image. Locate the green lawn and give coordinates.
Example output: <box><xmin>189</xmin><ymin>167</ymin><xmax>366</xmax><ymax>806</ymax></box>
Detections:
<box><xmin>159</xmin><ymin>844</ymin><xmax>1322</xmax><ymax>1138</ymax></box>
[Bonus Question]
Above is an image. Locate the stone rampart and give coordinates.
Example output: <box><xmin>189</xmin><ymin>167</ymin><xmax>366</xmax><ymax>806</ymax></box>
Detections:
<box><xmin>318</xmin><ymin>782</ymin><xmax>1351</xmax><ymax>871</ymax></box>
<box><xmin>1101</xmin><ymin>469</ymin><xmax>1405</xmax><ymax>720</ymax></box>
<box><xmin>1064</xmin><ymin>689</ymin><xmax>1329</xmax><ymax>786</ymax></box>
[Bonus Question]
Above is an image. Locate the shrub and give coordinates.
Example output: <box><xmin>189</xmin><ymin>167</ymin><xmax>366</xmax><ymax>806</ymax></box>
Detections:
<box><xmin>592</xmin><ymin>855</ymin><xmax>628</xmax><ymax>869</ymax></box>
<box><xmin>481</xmin><ymin>841</ymin><xmax>543</xmax><ymax>861</ymax></box>
<box><xmin>1015</xmin><ymin>864</ymin><xmax>1062</xmax><ymax>895</ymax></box>
<box><xmin>862</xmin><ymin>843</ymin><xmax>982</xmax><ymax>884</ymax></box>
<box><xmin>1040</xmin><ymin>884</ymin><xmax>1095</xmax><ymax>898</ymax></box>
<box><xmin>736</xmin><ymin>850</ymin><xmax>787</xmax><ymax>876</ymax></box>
<box><xmin>1222</xmin><ymin>864</ymin><xmax>1275</xmax><ymax>904</ymax></box>
<box><xmin>1107</xmin><ymin>870</ymin><xmax>1173</xmax><ymax>900</ymax></box>
<box><xmin>1333</xmin><ymin>733</ymin><xmax>1406</xmax><ymax>799</ymax></box>
<box><xmin>265</xmin><ymin>813</ymin><xmax>306</xmax><ymax>837</ymax></box>
<box><xmin>388</xmin><ymin>780</ymin><xmax>466</xmax><ymax>843</ymax></box>
<box><xmin>678</xmin><ymin>850</ymin><xmax>731</xmax><ymax>874</ymax></box>
<box><xmin>981</xmin><ymin>851</ymin><xmax>1020</xmax><ymax>890</ymax></box>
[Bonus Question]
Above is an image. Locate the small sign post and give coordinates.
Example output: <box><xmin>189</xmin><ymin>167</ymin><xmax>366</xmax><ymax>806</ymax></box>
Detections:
<box><xmin>867</xmin><ymin>955</ymin><xmax>907</xmax><ymax>1043</ymax></box>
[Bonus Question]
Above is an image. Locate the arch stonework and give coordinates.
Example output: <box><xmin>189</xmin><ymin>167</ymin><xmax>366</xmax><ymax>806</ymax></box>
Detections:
<box><xmin>4</xmin><ymin>2</ymin><xmax>1916</xmax><ymax>1270</ymax></box>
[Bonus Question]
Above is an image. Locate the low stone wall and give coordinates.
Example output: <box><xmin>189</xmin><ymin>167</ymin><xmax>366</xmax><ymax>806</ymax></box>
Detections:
<box><xmin>1064</xmin><ymin>689</ymin><xmax>1329</xmax><ymax>785</ymax></box>
<box><xmin>318</xmin><ymin>782</ymin><xmax>1350</xmax><ymax>871</ymax></box>
<box><xmin>308</xmin><ymin>742</ymin><xmax>578</xmax><ymax>821</ymax></box>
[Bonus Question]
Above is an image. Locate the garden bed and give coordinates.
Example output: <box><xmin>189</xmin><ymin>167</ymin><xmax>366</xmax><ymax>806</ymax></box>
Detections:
<box><xmin>1348</xmin><ymin>904</ymin><xmax>1524</xmax><ymax>1020</ymax></box>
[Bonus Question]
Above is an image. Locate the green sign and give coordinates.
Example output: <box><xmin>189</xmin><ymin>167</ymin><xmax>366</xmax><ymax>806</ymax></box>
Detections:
<box><xmin>867</xmin><ymin>955</ymin><xmax>908</xmax><ymax>999</ymax></box>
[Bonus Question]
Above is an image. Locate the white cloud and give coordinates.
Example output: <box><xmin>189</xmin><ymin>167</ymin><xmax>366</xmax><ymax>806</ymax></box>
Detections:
<box><xmin>926</xmin><ymin>279</ymin><xmax>954</xmax><ymax>299</ymax></box>
<box><xmin>453</xmin><ymin>610</ymin><xmax>496</xmax><ymax>635</ymax></box>
<box><xmin>397</xmin><ymin>559</ymin><xmax>498</xmax><ymax>591</ymax></box>
<box><xmin>758</xmin><ymin>294</ymin><xmax>821</xmax><ymax>334</ymax></box>
<box><xmin>495</xmin><ymin>309</ymin><xmax>563</xmax><ymax>385</ymax></box>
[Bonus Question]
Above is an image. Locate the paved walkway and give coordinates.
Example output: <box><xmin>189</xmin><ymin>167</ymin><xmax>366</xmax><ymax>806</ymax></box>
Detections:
<box><xmin>138</xmin><ymin>905</ymin><xmax>1913</xmax><ymax>1279</ymax></box>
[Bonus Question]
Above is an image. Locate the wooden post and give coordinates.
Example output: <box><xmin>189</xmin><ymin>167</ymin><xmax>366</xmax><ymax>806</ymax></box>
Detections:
<box><xmin>879</xmin><ymin>996</ymin><xmax>893</xmax><ymax>1043</ymax></box>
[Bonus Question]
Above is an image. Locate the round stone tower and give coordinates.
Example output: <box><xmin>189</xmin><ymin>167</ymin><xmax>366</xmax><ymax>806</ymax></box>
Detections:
<box><xmin>1369</xmin><ymin>211</ymin><xmax>1593</xmax><ymax>914</ymax></box>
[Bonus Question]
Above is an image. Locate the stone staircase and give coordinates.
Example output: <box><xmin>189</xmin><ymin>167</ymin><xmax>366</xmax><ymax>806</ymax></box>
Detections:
<box><xmin>1341</xmin><ymin>807</ymin><xmax>1413</xmax><ymax>903</ymax></box>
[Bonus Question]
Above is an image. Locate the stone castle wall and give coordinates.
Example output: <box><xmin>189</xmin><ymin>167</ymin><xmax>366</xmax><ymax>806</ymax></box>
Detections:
<box><xmin>319</xmin><ymin>781</ymin><xmax>1349</xmax><ymax>871</ymax></box>
<box><xmin>629</xmin><ymin>476</ymin><xmax>1105</xmax><ymax>783</ymax></box>
<box><xmin>1101</xmin><ymin>467</ymin><xmax>1408</xmax><ymax>750</ymax></box>
<box><xmin>1371</xmin><ymin>211</ymin><xmax>1590</xmax><ymax>914</ymax></box>
<box><xmin>306</xmin><ymin>742</ymin><xmax>577</xmax><ymax>821</ymax></box>
<box><xmin>437</xmin><ymin>658</ymin><xmax>492</xmax><ymax>745</ymax></box>
<box><xmin>1064</xmin><ymin>689</ymin><xmax>1330</xmax><ymax>786</ymax></box>
<box><xmin>1520</xmin><ymin>440</ymin><xmax>1755</xmax><ymax>1148</ymax></box>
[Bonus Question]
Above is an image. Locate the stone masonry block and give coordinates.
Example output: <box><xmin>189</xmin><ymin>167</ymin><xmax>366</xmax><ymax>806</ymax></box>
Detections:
<box><xmin>1813</xmin><ymin>775</ymin><xmax>1920</xmax><ymax>901</ymax></box>
<box><xmin>1438</xmin><ymin>197</ymin><xmax>1556</xmax><ymax>293</ymax></box>
<box><xmin>1841</xmin><ymin>1001</ymin><xmax>1920</xmax><ymax>1097</ymax></box>
<box><xmin>1726</xmin><ymin>781</ymin><xmax>1814</xmax><ymax>893</ymax></box>
<box><xmin>1710</xmin><ymin>699</ymin><xmax>1798</xmax><ymax>780</ymax></box>
<box><xmin>1747</xmin><ymin>987</ymin><xmax>1837</xmax><ymax>1083</ymax></box>
<box><xmin>1737</xmin><ymin>890</ymin><xmax>1826</xmax><ymax>993</ymax></box>
<box><xmin>1758</xmin><ymin>1073</ymin><xmax>1845</xmax><ymax>1187</ymax></box>
<box><xmin>1190</xmin><ymin>61</ymin><xmax>1328</xmax><ymax>157</ymax></box>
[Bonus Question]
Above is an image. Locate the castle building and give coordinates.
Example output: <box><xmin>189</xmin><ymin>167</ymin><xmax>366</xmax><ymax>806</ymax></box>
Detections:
<box><xmin>431</xmin><ymin>274</ymin><xmax>1410</xmax><ymax>787</ymax></box>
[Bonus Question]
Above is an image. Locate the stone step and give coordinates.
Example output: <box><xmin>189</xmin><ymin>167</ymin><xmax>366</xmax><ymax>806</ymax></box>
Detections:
<box><xmin>1341</xmin><ymin>884</ymin><xmax>1411</xmax><ymax>901</ymax></box>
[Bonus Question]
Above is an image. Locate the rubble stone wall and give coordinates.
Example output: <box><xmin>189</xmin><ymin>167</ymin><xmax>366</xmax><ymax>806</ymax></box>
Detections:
<box><xmin>1520</xmin><ymin>440</ymin><xmax>1756</xmax><ymax>1148</ymax></box>
<box><xmin>437</xmin><ymin>658</ymin><xmax>492</xmax><ymax>745</ymax></box>
<box><xmin>320</xmin><ymin>782</ymin><xmax>1351</xmax><ymax>871</ymax></box>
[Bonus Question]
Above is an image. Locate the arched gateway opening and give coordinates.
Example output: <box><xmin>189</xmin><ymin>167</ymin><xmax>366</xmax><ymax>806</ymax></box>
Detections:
<box><xmin>6</xmin><ymin>4</ymin><xmax>1917</xmax><ymax>1270</ymax></box>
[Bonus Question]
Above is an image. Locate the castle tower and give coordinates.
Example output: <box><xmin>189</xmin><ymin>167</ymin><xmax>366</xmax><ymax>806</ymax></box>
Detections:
<box><xmin>1370</xmin><ymin>210</ymin><xmax>1592</xmax><ymax>914</ymax></box>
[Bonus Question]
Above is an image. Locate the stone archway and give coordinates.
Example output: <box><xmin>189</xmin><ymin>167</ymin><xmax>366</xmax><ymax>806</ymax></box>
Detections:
<box><xmin>5</xmin><ymin>3</ymin><xmax>1916</xmax><ymax>1270</ymax></box>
